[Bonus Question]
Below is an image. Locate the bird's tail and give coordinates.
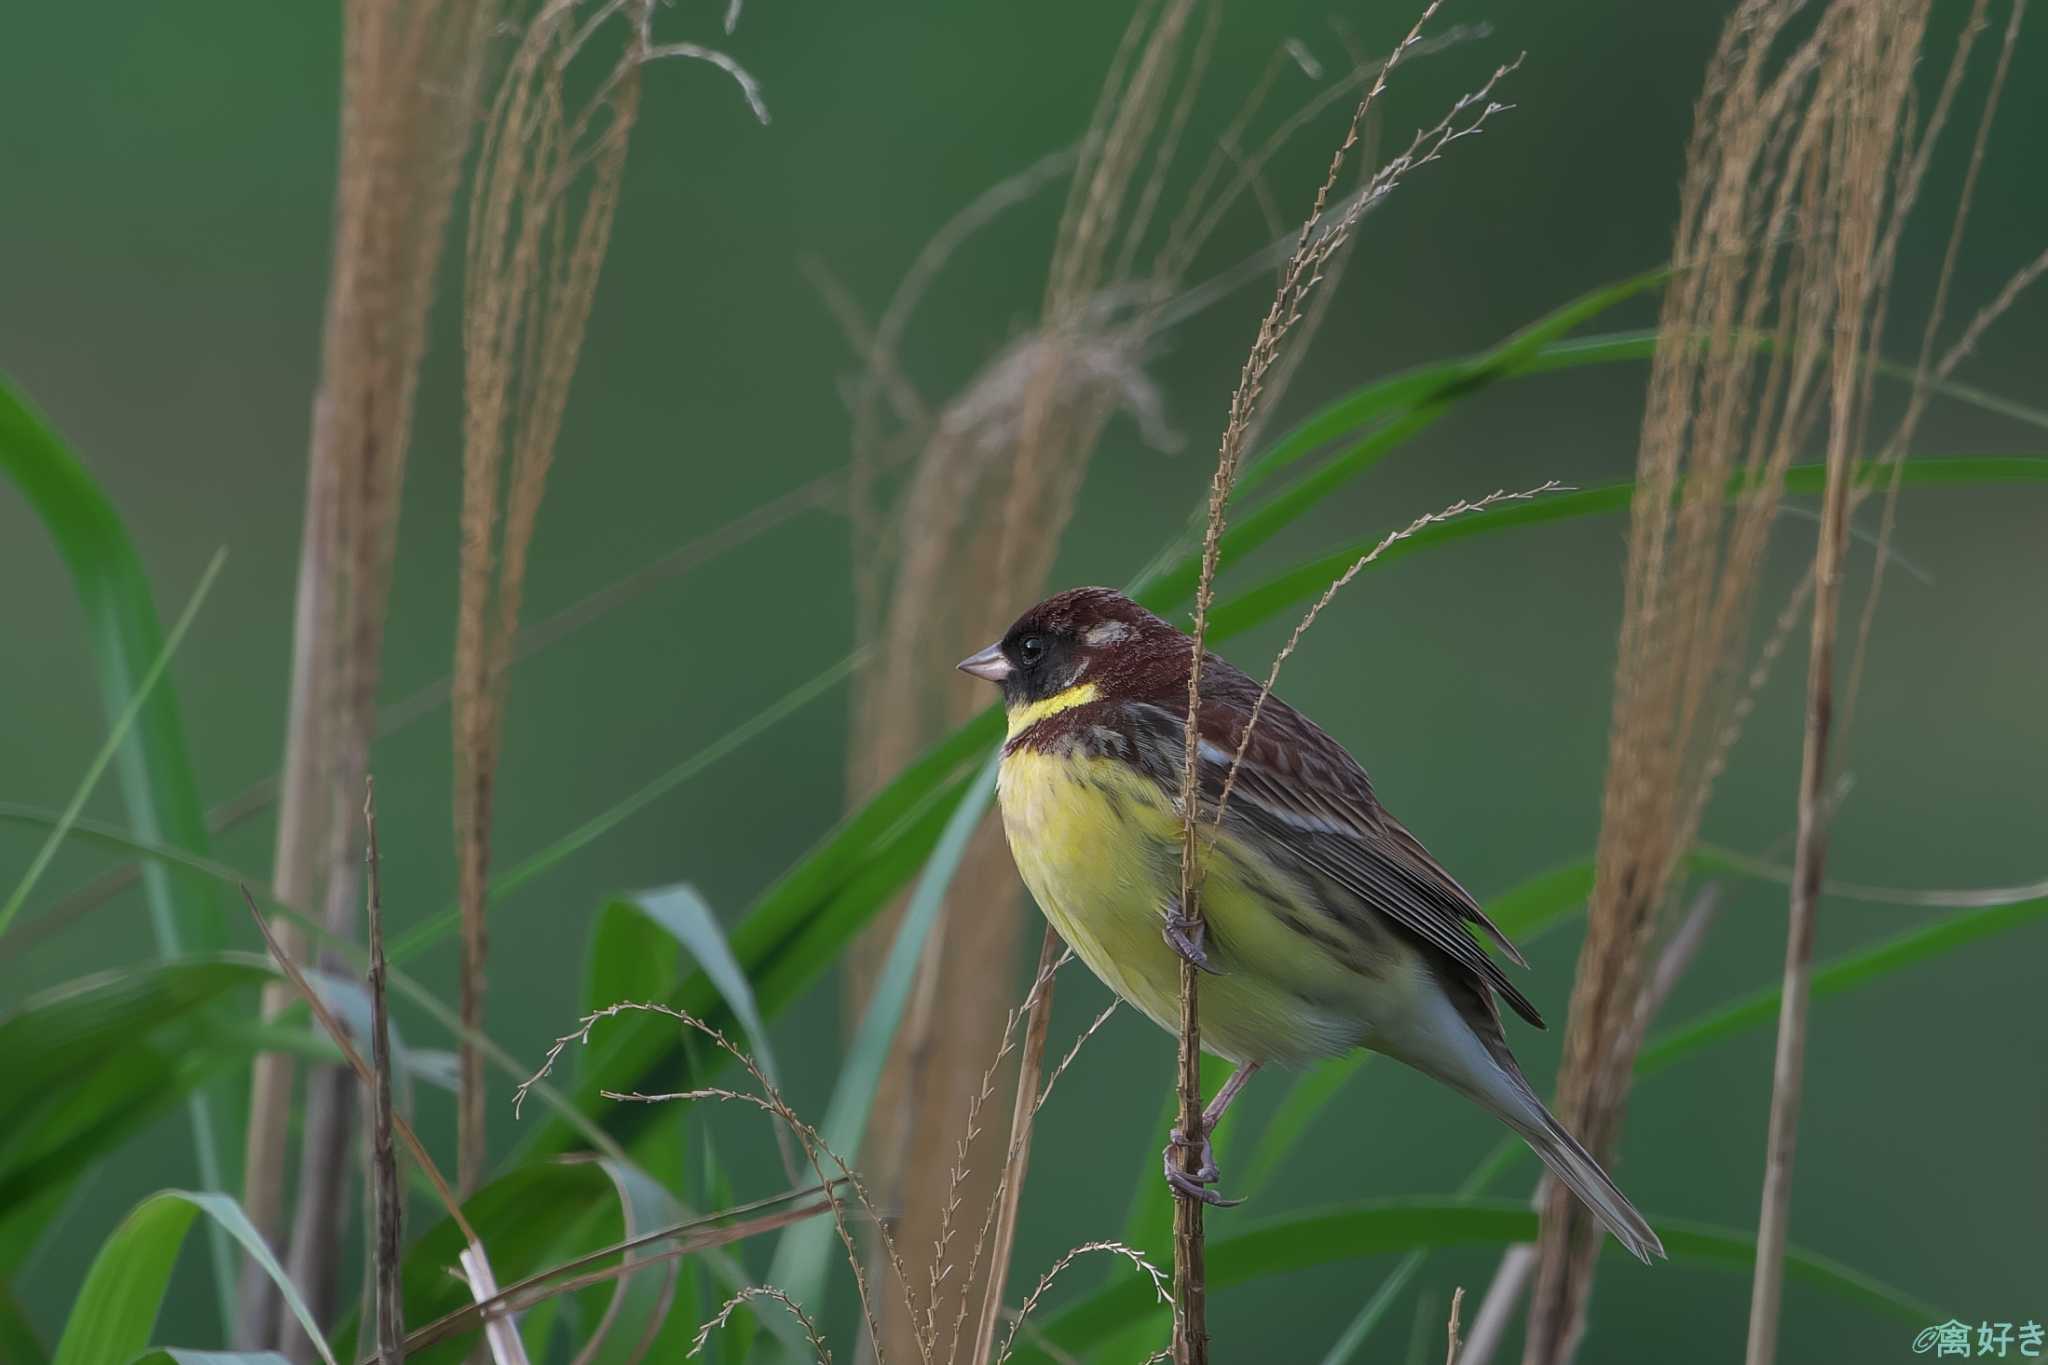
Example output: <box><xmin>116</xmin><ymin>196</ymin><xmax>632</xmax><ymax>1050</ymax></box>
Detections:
<box><xmin>1485</xmin><ymin>1065</ymin><xmax>1665</xmax><ymax>1264</ymax></box>
<box><xmin>1388</xmin><ymin>976</ymin><xmax>1665</xmax><ymax>1263</ymax></box>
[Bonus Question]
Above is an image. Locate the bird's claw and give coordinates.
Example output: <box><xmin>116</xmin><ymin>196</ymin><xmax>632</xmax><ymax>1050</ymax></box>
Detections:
<box><xmin>1162</xmin><ymin>898</ymin><xmax>1222</xmax><ymax>975</ymax></box>
<box><xmin>1162</xmin><ymin>1127</ymin><xmax>1244</xmax><ymax>1207</ymax></box>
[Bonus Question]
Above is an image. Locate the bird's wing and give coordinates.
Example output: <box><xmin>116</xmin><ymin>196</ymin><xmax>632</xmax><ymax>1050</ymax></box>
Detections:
<box><xmin>1127</xmin><ymin>675</ymin><xmax>1544</xmax><ymax>1030</ymax></box>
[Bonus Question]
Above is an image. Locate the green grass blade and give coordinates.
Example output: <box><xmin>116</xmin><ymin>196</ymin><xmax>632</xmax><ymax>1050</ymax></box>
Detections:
<box><xmin>0</xmin><ymin>378</ymin><xmax>237</xmax><ymax>1326</ymax></box>
<box><xmin>0</xmin><ymin>547</ymin><xmax>225</xmax><ymax>934</ymax></box>
<box><xmin>766</xmin><ymin>748</ymin><xmax>1002</xmax><ymax>1323</ymax></box>
<box><xmin>133</xmin><ymin>1351</ymin><xmax>292</xmax><ymax>1364</ymax></box>
<box><xmin>606</xmin><ymin>882</ymin><xmax>804</xmax><ymax>1213</ymax></box>
<box><xmin>1017</xmin><ymin>1200</ymin><xmax>1931</xmax><ymax>1362</ymax></box>
<box><xmin>1214</xmin><ymin>456</ymin><xmax>2048</xmax><ymax>637</ymax></box>
<box><xmin>0</xmin><ymin>1277</ymin><xmax>46</xmax><ymax>1365</ymax></box>
<box><xmin>0</xmin><ymin>378</ymin><xmax>227</xmax><ymax>957</ymax></box>
<box><xmin>51</xmin><ymin>1190</ymin><xmax>334</xmax><ymax>1365</ymax></box>
<box><xmin>0</xmin><ymin>957</ymin><xmax>275</xmax><ymax>1273</ymax></box>
<box><xmin>0</xmin><ymin>809</ymin><xmax>639</xmax><ymax>1166</ymax></box>
<box><xmin>1638</xmin><ymin>894</ymin><xmax>2048</xmax><ymax>1079</ymax></box>
<box><xmin>1132</xmin><ymin>308</ymin><xmax>2045</xmax><ymax>600</ymax></box>
<box><xmin>1132</xmin><ymin>267</ymin><xmax>1674</xmax><ymax>605</ymax></box>
<box><xmin>327</xmin><ymin>1161</ymin><xmax>612</xmax><ymax>1365</ymax></box>
<box><xmin>583</xmin><ymin>902</ymin><xmax>683</xmax><ymax>1020</ymax></box>
<box><xmin>521</xmin><ymin>763</ymin><xmax>979</xmax><ymax>1160</ymax></box>
<box><xmin>618</xmin><ymin>885</ymin><xmax>784</xmax><ymax>1094</ymax></box>
<box><xmin>1316</xmin><ymin>1250</ymin><xmax>1423</xmax><ymax>1365</ymax></box>
<box><xmin>577</xmin><ymin>1156</ymin><xmax>685</xmax><ymax>1365</ymax></box>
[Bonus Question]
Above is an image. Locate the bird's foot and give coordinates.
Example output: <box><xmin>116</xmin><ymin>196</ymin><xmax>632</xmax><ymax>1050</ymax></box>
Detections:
<box><xmin>1162</xmin><ymin>1127</ymin><xmax>1244</xmax><ymax>1207</ymax></box>
<box><xmin>1162</xmin><ymin>897</ymin><xmax>1221</xmax><ymax>975</ymax></box>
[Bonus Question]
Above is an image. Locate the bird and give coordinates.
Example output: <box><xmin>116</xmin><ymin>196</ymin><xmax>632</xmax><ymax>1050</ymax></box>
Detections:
<box><xmin>957</xmin><ymin>585</ymin><xmax>1663</xmax><ymax>1263</ymax></box>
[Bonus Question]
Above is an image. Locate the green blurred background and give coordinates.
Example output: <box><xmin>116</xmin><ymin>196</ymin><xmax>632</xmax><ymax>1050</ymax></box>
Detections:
<box><xmin>2</xmin><ymin>1</ymin><xmax>2043</xmax><ymax>1359</ymax></box>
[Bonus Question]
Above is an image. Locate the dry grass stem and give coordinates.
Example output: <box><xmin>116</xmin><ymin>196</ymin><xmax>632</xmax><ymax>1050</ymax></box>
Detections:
<box><xmin>1215</xmin><ymin>482</ymin><xmax>1568</xmax><ymax>822</ymax></box>
<box><xmin>1739</xmin><ymin>7</ymin><xmax>2033</xmax><ymax>1361</ymax></box>
<box><xmin>452</xmin><ymin>0</ymin><xmax>762</xmax><ymax>1195</ymax></box>
<box><xmin>1459</xmin><ymin>1246</ymin><xmax>1536</xmax><ymax>1365</ymax></box>
<box><xmin>993</xmin><ymin>1242</ymin><xmax>1171</xmax><ymax>1365</ymax></box>
<box><xmin>1035</xmin><ymin>1000</ymin><xmax>1121</xmax><ymax>1113</ymax></box>
<box><xmin>1447</xmin><ymin>1285</ymin><xmax>1466</xmax><ymax>1364</ymax></box>
<box><xmin>966</xmin><ymin>928</ymin><xmax>1066</xmax><ymax>1365</ymax></box>
<box><xmin>517</xmin><ymin>1000</ymin><xmax>907</xmax><ymax>1361</ymax></box>
<box><xmin>831</xmin><ymin>4</ymin><xmax>1291</xmax><ymax>1354</ymax></box>
<box><xmin>566</xmin><ymin>1153</ymin><xmax>683</xmax><ymax>1365</ymax></box>
<box><xmin>242</xmin><ymin>886</ymin><xmax>477</xmax><ymax>1246</ymax></box>
<box><xmin>365</xmin><ymin>1187</ymin><xmax>838</xmax><ymax>1360</ymax></box>
<box><xmin>1511</xmin><ymin>3</ymin><xmax>2010</xmax><ymax>1355</ymax></box>
<box><xmin>1461</xmin><ymin>886</ymin><xmax>1718</xmax><ymax>1365</ymax></box>
<box><xmin>941</xmin><ymin>949</ymin><xmax>1073</xmax><ymax>1365</ymax></box>
<box><xmin>691</xmin><ymin>1286</ymin><xmax>831</xmax><ymax>1362</ymax></box>
<box><xmin>248</xmin><ymin>1</ymin><xmax>499</xmax><ymax>1347</ymax></box>
<box><xmin>1844</xmin><ymin>0</ymin><xmax>2027</xmax><ymax>734</ymax></box>
<box><xmin>364</xmin><ymin>782</ymin><xmax>404</xmax><ymax>1364</ymax></box>
<box><xmin>1167</xmin><ymin>6</ymin><xmax>1515</xmax><ymax>1358</ymax></box>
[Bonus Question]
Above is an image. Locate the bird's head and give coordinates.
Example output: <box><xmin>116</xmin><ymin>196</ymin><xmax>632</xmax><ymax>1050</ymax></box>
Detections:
<box><xmin>957</xmin><ymin>586</ymin><xmax>1178</xmax><ymax>717</ymax></box>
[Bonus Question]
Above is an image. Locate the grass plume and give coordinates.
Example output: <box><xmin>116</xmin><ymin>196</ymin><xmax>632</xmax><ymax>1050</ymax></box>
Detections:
<box><xmin>250</xmin><ymin>1</ymin><xmax>500</xmax><ymax>1349</ymax></box>
<box><xmin>452</xmin><ymin>0</ymin><xmax>765</xmax><ymax>1193</ymax></box>
<box><xmin>1166</xmin><ymin>4</ymin><xmax>1518</xmax><ymax>1357</ymax></box>
<box><xmin>1520</xmin><ymin>4</ymin><xmax>2032</xmax><ymax>1360</ymax></box>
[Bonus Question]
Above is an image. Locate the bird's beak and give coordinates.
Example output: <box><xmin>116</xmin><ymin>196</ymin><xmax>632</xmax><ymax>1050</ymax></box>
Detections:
<box><xmin>957</xmin><ymin>642</ymin><xmax>1011</xmax><ymax>683</ymax></box>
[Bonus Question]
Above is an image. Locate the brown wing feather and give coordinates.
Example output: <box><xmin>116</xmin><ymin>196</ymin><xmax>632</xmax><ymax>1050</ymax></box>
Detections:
<box><xmin>1123</xmin><ymin>649</ymin><xmax>1545</xmax><ymax>1030</ymax></box>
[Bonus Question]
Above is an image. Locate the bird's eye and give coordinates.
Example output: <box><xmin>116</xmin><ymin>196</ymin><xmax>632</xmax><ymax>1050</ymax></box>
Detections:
<box><xmin>1018</xmin><ymin>635</ymin><xmax>1045</xmax><ymax>665</ymax></box>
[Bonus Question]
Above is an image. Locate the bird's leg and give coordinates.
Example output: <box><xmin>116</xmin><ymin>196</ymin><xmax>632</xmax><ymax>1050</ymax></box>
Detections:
<box><xmin>1161</xmin><ymin>1061</ymin><xmax>1262</xmax><ymax>1207</ymax></box>
<box><xmin>1161</xmin><ymin>895</ymin><xmax>1221</xmax><ymax>974</ymax></box>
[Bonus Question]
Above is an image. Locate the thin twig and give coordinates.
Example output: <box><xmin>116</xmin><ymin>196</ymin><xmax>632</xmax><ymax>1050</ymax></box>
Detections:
<box><xmin>241</xmin><ymin>885</ymin><xmax>476</xmax><ymax>1244</ymax></box>
<box><xmin>366</xmin><ymin>1186</ymin><xmax>839</xmax><ymax>1360</ymax></box>
<box><xmin>690</xmin><ymin>1286</ymin><xmax>830</xmax><ymax>1362</ymax></box>
<box><xmin>994</xmin><ymin>1241</ymin><xmax>1170</xmax><ymax>1365</ymax></box>
<box><xmin>365</xmin><ymin>781</ymin><xmax>404</xmax><ymax>1364</ymax></box>
<box><xmin>1167</xmin><ymin>6</ymin><xmax>1503</xmax><ymax>1358</ymax></box>
<box><xmin>1458</xmin><ymin>1246</ymin><xmax>1535</xmax><ymax>1365</ymax></box>
<box><xmin>944</xmin><ymin>948</ymin><xmax>1072</xmax><ymax>1365</ymax></box>
<box><xmin>1215</xmin><ymin>483</ymin><xmax>1568</xmax><ymax>824</ymax></box>
<box><xmin>518</xmin><ymin>1001</ymin><xmax>901</xmax><ymax>1361</ymax></box>
<box><xmin>1035</xmin><ymin>1000</ymin><xmax>1120</xmax><ymax>1114</ymax></box>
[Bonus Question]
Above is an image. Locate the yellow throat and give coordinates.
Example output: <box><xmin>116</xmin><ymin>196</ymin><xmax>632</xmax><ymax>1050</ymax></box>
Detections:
<box><xmin>1003</xmin><ymin>681</ymin><xmax>1100</xmax><ymax>741</ymax></box>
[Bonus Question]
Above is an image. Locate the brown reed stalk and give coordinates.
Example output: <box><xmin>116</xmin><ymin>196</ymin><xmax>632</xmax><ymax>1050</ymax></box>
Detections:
<box><xmin>841</xmin><ymin>15</ymin><xmax>1500</xmax><ymax>1353</ymax></box>
<box><xmin>241</xmin><ymin>2</ymin><xmax>499</xmax><ymax>1350</ymax></box>
<box><xmin>944</xmin><ymin>949</ymin><xmax>1073</xmax><ymax>1365</ymax></box>
<box><xmin>364</xmin><ymin>780</ymin><xmax>403</xmax><ymax>1364</ymax></box>
<box><xmin>1162</xmin><ymin>7</ymin><xmax>1518</xmax><ymax>1357</ymax></box>
<box><xmin>1518</xmin><ymin>3</ymin><xmax>2010</xmax><ymax>1359</ymax></box>
<box><xmin>842</xmin><ymin>6</ymin><xmax>1212</xmax><ymax>1354</ymax></box>
<box><xmin>965</xmin><ymin>927</ymin><xmax>1065</xmax><ymax>1365</ymax></box>
<box><xmin>451</xmin><ymin>0</ymin><xmax>766</xmax><ymax>1195</ymax></box>
<box><xmin>1747</xmin><ymin>4</ymin><xmax>2035</xmax><ymax>1358</ymax></box>
<box><xmin>243</xmin><ymin>885</ymin><xmax>479</xmax><ymax>1246</ymax></box>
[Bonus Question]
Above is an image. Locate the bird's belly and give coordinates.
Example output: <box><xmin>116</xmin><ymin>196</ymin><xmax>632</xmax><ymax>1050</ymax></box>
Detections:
<box><xmin>995</xmin><ymin>748</ymin><xmax>1380</xmax><ymax>1067</ymax></box>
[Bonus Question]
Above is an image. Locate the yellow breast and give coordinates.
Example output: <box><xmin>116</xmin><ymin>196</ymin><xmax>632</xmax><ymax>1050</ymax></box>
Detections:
<box><xmin>994</xmin><ymin>741</ymin><xmax>1383</xmax><ymax>1067</ymax></box>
